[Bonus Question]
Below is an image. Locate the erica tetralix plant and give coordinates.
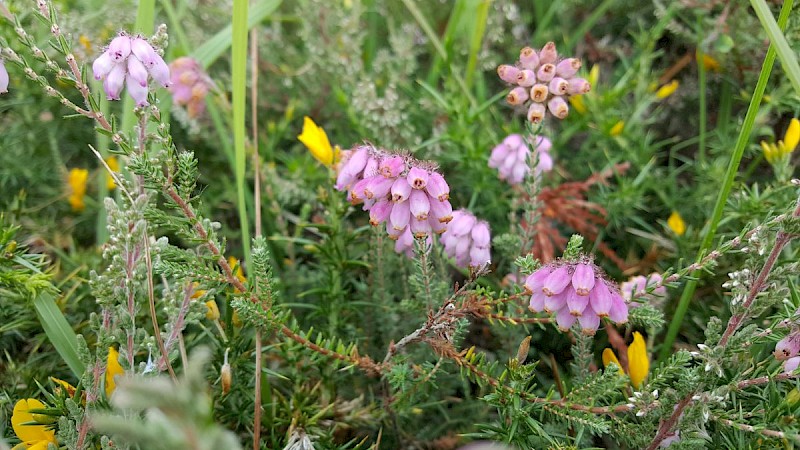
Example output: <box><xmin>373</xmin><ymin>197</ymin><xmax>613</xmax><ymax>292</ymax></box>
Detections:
<box><xmin>335</xmin><ymin>145</ymin><xmax>454</xmax><ymax>256</ymax></box>
<box><xmin>497</xmin><ymin>42</ymin><xmax>590</xmax><ymax>123</ymax></box>
<box><xmin>525</xmin><ymin>257</ymin><xmax>627</xmax><ymax>335</ymax></box>
<box><xmin>441</xmin><ymin>209</ymin><xmax>491</xmax><ymax>268</ymax></box>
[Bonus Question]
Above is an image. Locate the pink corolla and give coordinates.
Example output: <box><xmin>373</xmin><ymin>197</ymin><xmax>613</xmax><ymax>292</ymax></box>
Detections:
<box><xmin>497</xmin><ymin>42</ymin><xmax>589</xmax><ymax>123</ymax></box>
<box><xmin>488</xmin><ymin>134</ymin><xmax>552</xmax><ymax>185</ymax></box>
<box><xmin>340</xmin><ymin>146</ymin><xmax>453</xmax><ymax>257</ymax></box>
<box><xmin>0</xmin><ymin>59</ymin><xmax>8</xmax><ymax>94</ymax></box>
<box><xmin>168</xmin><ymin>57</ymin><xmax>211</xmax><ymax>118</ymax></box>
<box><xmin>441</xmin><ymin>210</ymin><xmax>491</xmax><ymax>268</ymax></box>
<box><xmin>92</xmin><ymin>34</ymin><xmax>170</xmax><ymax>106</ymax></box>
<box><xmin>620</xmin><ymin>273</ymin><xmax>667</xmax><ymax>306</ymax></box>
<box><xmin>525</xmin><ymin>258</ymin><xmax>628</xmax><ymax>335</ymax></box>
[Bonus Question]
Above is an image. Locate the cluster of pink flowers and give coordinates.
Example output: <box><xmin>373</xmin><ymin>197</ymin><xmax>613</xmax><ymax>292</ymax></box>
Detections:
<box><xmin>0</xmin><ymin>59</ymin><xmax>8</xmax><ymax>94</ymax></box>
<box><xmin>497</xmin><ymin>42</ymin><xmax>589</xmax><ymax>123</ymax></box>
<box><xmin>488</xmin><ymin>134</ymin><xmax>553</xmax><ymax>185</ymax></box>
<box><xmin>168</xmin><ymin>57</ymin><xmax>211</xmax><ymax>118</ymax></box>
<box><xmin>336</xmin><ymin>146</ymin><xmax>454</xmax><ymax>256</ymax></box>
<box><xmin>620</xmin><ymin>273</ymin><xmax>667</xmax><ymax>306</ymax></box>
<box><xmin>441</xmin><ymin>210</ymin><xmax>491</xmax><ymax>268</ymax></box>
<box><xmin>525</xmin><ymin>258</ymin><xmax>628</xmax><ymax>335</ymax></box>
<box><xmin>774</xmin><ymin>311</ymin><xmax>800</xmax><ymax>374</ymax></box>
<box><xmin>92</xmin><ymin>34</ymin><xmax>170</xmax><ymax>106</ymax></box>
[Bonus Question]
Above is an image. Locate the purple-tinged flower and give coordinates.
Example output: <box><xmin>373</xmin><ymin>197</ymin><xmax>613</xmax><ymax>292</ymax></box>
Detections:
<box><xmin>488</xmin><ymin>134</ymin><xmax>553</xmax><ymax>185</ymax></box>
<box><xmin>774</xmin><ymin>332</ymin><xmax>800</xmax><ymax>360</ymax></box>
<box><xmin>621</xmin><ymin>273</ymin><xmax>667</xmax><ymax>307</ymax></box>
<box><xmin>169</xmin><ymin>57</ymin><xmax>212</xmax><ymax>118</ymax></box>
<box><xmin>525</xmin><ymin>257</ymin><xmax>628</xmax><ymax>334</ymax></box>
<box><xmin>93</xmin><ymin>33</ymin><xmax>170</xmax><ymax>106</ymax></box>
<box><xmin>0</xmin><ymin>59</ymin><xmax>9</xmax><ymax>94</ymax></box>
<box><xmin>497</xmin><ymin>41</ymin><xmax>590</xmax><ymax>123</ymax></box>
<box><xmin>441</xmin><ymin>210</ymin><xmax>491</xmax><ymax>268</ymax></box>
<box><xmin>338</xmin><ymin>146</ymin><xmax>453</xmax><ymax>257</ymax></box>
<box><xmin>784</xmin><ymin>356</ymin><xmax>800</xmax><ymax>374</ymax></box>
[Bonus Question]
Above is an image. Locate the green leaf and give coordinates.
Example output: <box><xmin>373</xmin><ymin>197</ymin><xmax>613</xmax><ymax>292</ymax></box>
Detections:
<box><xmin>33</xmin><ymin>292</ymin><xmax>85</xmax><ymax>377</ymax></box>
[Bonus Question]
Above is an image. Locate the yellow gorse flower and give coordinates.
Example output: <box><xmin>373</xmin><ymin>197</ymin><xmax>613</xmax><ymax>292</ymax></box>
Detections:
<box><xmin>609</xmin><ymin>120</ymin><xmax>625</xmax><ymax>137</ymax></box>
<box><xmin>667</xmin><ymin>211</ymin><xmax>686</xmax><ymax>236</ymax></box>
<box><xmin>701</xmin><ymin>53</ymin><xmax>720</xmax><ymax>72</ymax></box>
<box><xmin>602</xmin><ymin>332</ymin><xmax>650</xmax><ymax>389</ymax></box>
<box><xmin>67</xmin><ymin>168</ymin><xmax>89</xmax><ymax>212</ymax></box>
<box><xmin>105</xmin><ymin>346</ymin><xmax>124</xmax><ymax>398</ymax></box>
<box><xmin>761</xmin><ymin>118</ymin><xmax>800</xmax><ymax>165</ymax></box>
<box><xmin>105</xmin><ymin>156</ymin><xmax>119</xmax><ymax>190</ymax></box>
<box><xmin>298</xmin><ymin>116</ymin><xmax>340</xmax><ymax>166</ymax></box>
<box><xmin>205</xmin><ymin>300</ymin><xmax>221</xmax><ymax>320</ymax></box>
<box><xmin>655</xmin><ymin>80</ymin><xmax>679</xmax><ymax>99</ymax></box>
<box><xmin>11</xmin><ymin>398</ymin><xmax>57</xmax><ymax>449</ymax></box>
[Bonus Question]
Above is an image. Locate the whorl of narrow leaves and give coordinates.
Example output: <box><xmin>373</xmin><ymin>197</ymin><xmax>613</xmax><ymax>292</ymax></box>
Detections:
<box><xmin>250</xmin><ymin>236</ymin><xmax>278</xmax><ymax>310</ymax></box>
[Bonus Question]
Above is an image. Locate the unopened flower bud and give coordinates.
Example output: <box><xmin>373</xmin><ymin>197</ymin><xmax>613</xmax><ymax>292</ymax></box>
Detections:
<box><xmin>539</xmin><ymin>42</ymin><xmax>558</xmax><ymax>64</ymax></box>
<box><xmin>547</xmin><ymin>96</ymin><xmax>569</xmax><ymax>119</ymax></box>
<box><xmin>527</xmin><ymin>102</ymin><xmax>546</xmax><ymax>123</ymax></box>
<box><xmin>516</xmin><ymin>336</ymin><xmax>532</xmax><ymax>363</ymax></box>
<box><xmin>536</xmin><ymin>63</ymin><xmax>556</xmax><ymax>82</ymax></box>
<box><xmin>221</xmin><ymin>348</ymin><xmax>232</xmax><ymax>395</ymax></box>
<box><xmin>497</xmin><ymin>64</ymin><xmax>519</xmax><ymax>83</ymax></box>
<box><xmin>519</xmin><ymin>47</ymin><xmax>539</xmax><ymax>70</ymax></box>
<box><xmin>567</xmin><ymin>78</ymin><xmax>591</xmax><ymax>95</ymax></box>
<box><xmin>516</xmin><ymin>69</ymin><xmax>536</xmax><ymax>87</ymax></box>
<box><xmin>506</xmin><ymin>86</ymin><xmax>529</xmax><ymax>105</ymax></box>
<box><xmin>530</xmin><ymin>84</ymin><xmax>548</xmax><ymax>102</ymax></box>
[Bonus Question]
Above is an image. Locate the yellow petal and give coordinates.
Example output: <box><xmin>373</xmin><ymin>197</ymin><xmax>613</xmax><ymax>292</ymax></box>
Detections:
<box><xmin>627</xmin><ymin>332</ymin><xmax>650</xmax><ymax>389</ymax></box>
<box><xmin>655</xmin><ymin>80</ymin><xmax>679</xmax><ymax>99</ymax></box>
<box><xmin>297</xmin><ymin>116</ymin><xmax>334</xmax><ymax>166</ymax></box>
<box><xmin>761</xmin><ymin>140</ymin><xmax>776</xmax><ymax>164</ymax></box>
<box><xmin>569</xmin><ymin>95</ymin><xmax>587</xmax><ymax>115</ymax></box>
<box><xmin>783</xmin><ymin>118</ymin><xmax>799</xmax><ymax>153</ymax></box>
<box><xmin>667</xmin><ymin>211</ymin><xmax>686</xmax><ymax>236</ymax></box>
<box><xmin>66</xmin><ymin>168</ymin><xmax>89</xmax><ymax>212</ymax></box>
<box><xmin>205</xmin><ymin>300</ymin><xmax>221</xmax><ymax>321</ymax></box>
<box><xmin>11</xmin><ymin>399</ymin><xmax>56</xmax><ymax>446</ymax></box>
<box><xmin>602</xmin><ymin>348</ymin><xmax>621</xmax><ymax>369</ymax></box>
<box><xmin>105</xmin><ymin>156</ymin><xmax>119</xmax><ymax>190</ymax></box>
<box><xmin>50</xmin><ymin>377</ymin><xmax>77</xmax><ymax>398</ymax></box>
<box><xmin>698</xmin><ymin>51</ymin><xmax>720</xmax><ymax>72</ymax></box>
<box><xmin>587</xmin><ymin>64</ymin><xmax>599</xmax><ymax>87</ymax></box>
<box><xmin>609</xmin><ymin>120</ymin><xmax>625</xmax><ymax>137</ymax></box>
<box><xmin>105</xmin><ymin>347</ymin><xmax>125</xmax><ymax>398</ymax></box>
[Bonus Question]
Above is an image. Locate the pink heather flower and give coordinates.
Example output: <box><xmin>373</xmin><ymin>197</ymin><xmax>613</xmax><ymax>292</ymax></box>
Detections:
<box><xmin>339</xmin><ymin>146</ymin><xmax>453</xmax><ymax>257</ymax></box>
<box><xmin>621</xmin><ymin>273</ymin><xmax>667</xmax><ymax>307</ymax></box>
<box><xmin>93</xmin><ymin>34</ymin><xmax>170</xmax><ymax>106</ymax></box>
<box><xmin>784</xmin><ymin>356</ymin><xmax>800</xmax><ymax>374</ymax></box>
<box><xmin>0</xmin><ymin>59</ymin><xmax>8</xmax><ymax>94</ymax></box>
<box><xmin>488</xmin><ymin>134</ymin><xmax>553</xmax><ymax>185</ymax></box>
<box><xmin>169</xmin><ymin>57</ymin><xmax>211</xmax><ymax>118</ymax></box>
<box><xmin>774</xmin><ymin>332</ymin><xmax>800</xmax><ymax>360</ymax></box>
<box><xmin>498</xmin><ymin>42</ymin><xmax>589</xmax><ymax>123</ymax></box>
<box><xmin>441</xmin><ymin>210</ymin><xmax>491</xmax><ymax>268</ymax></box>
<box><xmin>526</xmin><ymin>257</ymin><xmax>628</xmax><ymax>335</ymax></box>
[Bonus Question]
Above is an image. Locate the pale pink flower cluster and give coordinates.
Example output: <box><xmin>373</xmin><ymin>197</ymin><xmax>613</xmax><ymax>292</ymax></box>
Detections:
<box><xmin>488</xmin><ymin>134</ymin><xmax>553</xmax><ymax>185</ymax></box>
<box><xmin>526</xmin><ymin>258</ymin><xmax>628</xmax><ymax>335</ymax></box>
<box><xmin>0</xmin><ymin>59</ymin><xmax>8</xmax><ymax>94</ymax></box>
<box><xmin>92</xmin><ymin>34</ymin><xmax>170</xmax><ymax>106</ymax></box>
<box><xmin>168</xmin><ymin>57</ymin><xmax>211</xmax><ymax>118</ymax></box>
<box><xmin>774</xmin><ymin>309</ymin><xmax>800</xmax><ymax>374</ymax></box>
<box><xmin>620</xmin><ymin>273</ymin><xmax>667</xmax><ymax>306</ymax></box>
<box><xmin>336</xmin><ymin>146</ymin><xmax>453</xmax><ymax>257</ymax></box>
<box><xmin>441</xmin><ymin>210</ymin><xmax>491</xmax><ymax>268</ymax></box>
<box><xmin>497</xmin><ymin>42</ymin><xmax>590</xmax><ymax>123</ymax></box>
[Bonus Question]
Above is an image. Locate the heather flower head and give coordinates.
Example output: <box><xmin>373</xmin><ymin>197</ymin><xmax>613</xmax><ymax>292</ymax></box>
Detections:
<box><xmin>168</xmin><ymin>57</ymin><xmax>211</xmax><ymax>118</ymax></box>
<box><xmin>525</xmin><ymin>256</ymin><xmax>628</xmax><ymax>335</ymax></box>
<box><xmin>92</xmin><ymin>34</ymin><xmax>170</xmax><ymax>106</ymax></box>
<box><xmin>441</xmin><ymin>209</ymin><xmax>491</xmax><ymax>268</ymax></box>
<box><xmin>497</xmin><ymin>42</ymin><xmax>589</xmax><ymax>123</ymax></box>
<box><xmin>620</xmin><ymin>273</ymin><xmax>667</xmax><ymax>307</ymax></box>
<box><xmin>340</xmin><ymin>146</ymin><xmax>453</xmax><ymax>256</ymax></box>
<box><xmin>0</xmin><ymin>58</ymin><xmax>8</xmax><ymax>94</ymax></box>
<box><xmin>488</xmin><ymin>134</ymin><xmax>553</xmax><ymax>185</ymax></box>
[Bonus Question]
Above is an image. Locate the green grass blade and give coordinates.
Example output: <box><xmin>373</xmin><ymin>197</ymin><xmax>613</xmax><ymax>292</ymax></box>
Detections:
<box><xmin>464</xmin><ymin>0</ymin><xmax>490</xmax><ymax>89</ymax></box>
<box><xmin>33</xmin><ymin>292</ymin><xmax>85</xmax><ymax>377</ymax></box>
<box><xmin>193</xmin><ymin>0</ymin><xmax>281</xmax><ymax>69</ymax></box>
<box><xmin>232</xmin><ymin>0</ymin><xmax>251</xmax><ymax>264</ymax></box>
<box><xmin>750</xmin><ymin>0</ymin><xmax>800</xmax><ymax>95</ymax></box>
<box><xmin>658</xmin><ymin>0</ymin><xmax>793</xmax><ymax>363</ymax></box>
<box><xmin>401</xmin><ymin>0</ymin><xmax>448</xmax><ymax>61</ymax></box>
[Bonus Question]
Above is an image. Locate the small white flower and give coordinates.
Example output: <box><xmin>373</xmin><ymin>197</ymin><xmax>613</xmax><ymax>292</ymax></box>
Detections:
<box><xmin>652</xmin><ymin>390</ymin><xmax>659</xmax><ymax>398</ymax></box>
<box><xmin>636</xmin><ymin>410</ymin><xmax>646</xmax><ymax>417</ymax></box>
<box><xmin>697</xmin><ymin>344</ymin><xmax>708</xmax><ymax>351</ymax></box>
